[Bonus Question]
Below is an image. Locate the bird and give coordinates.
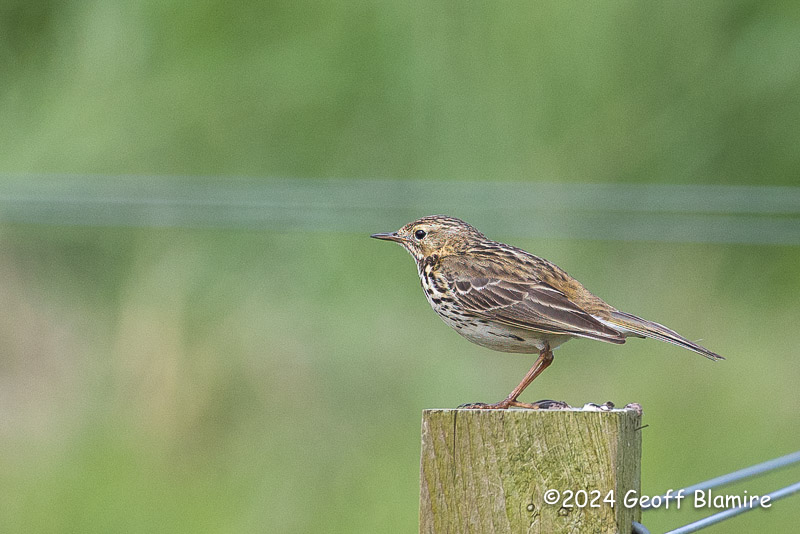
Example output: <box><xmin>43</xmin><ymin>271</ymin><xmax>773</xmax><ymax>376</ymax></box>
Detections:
<box><xmin>371</xmin><ymin>215</ymin><xmax>724</xmax><ymax>409</ymax></box>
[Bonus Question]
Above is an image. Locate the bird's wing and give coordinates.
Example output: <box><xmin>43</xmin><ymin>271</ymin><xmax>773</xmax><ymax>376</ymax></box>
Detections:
<box><xmin>444</xmin><ymin>274</ymin><xmax>626</xmax><ymax>344</ymax></box>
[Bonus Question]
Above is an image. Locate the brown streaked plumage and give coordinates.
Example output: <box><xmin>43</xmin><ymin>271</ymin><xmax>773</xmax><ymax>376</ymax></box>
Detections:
<box><xmin>371</xmin><ymin>215</ymin><xmax>724</xmax><ymax>409</ymax></box>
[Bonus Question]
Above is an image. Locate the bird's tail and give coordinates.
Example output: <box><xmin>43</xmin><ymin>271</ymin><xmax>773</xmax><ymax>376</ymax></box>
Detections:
<box><xmin>605</xmin><ymin>310</ymin><xmax>725</xmax><ymax>361</ymax></box>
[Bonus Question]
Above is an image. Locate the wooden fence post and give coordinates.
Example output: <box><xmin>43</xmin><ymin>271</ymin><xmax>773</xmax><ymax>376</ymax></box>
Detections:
<box><xmin>420</xmin><ymin>408</ymin><xmax>642</xmax><ymax>533</ymax></box>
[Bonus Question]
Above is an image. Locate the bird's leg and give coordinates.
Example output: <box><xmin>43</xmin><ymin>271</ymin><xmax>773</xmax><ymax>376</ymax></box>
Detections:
<box><xmin>460</xmin><ymin>345</ymin><xmax>566</xmax><ymax>410</ymax></box>
<box><xmin>505</xmin><ymin>346</ymin><xmax>553</xmax><ymax>403</ymax></box>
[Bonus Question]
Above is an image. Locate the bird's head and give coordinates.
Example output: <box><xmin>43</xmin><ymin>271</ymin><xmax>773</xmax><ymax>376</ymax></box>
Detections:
<box><xmin>371</xmin><ymin>215</ymin><xmax>485</xmax><ymax>262</ymax></box>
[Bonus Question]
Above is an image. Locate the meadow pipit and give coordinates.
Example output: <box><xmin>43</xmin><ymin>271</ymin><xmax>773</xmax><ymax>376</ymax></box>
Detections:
<box><xmin>372</xmin><ymin>215</ymin><xmax>723</xmax><ymax>409</ymax></box>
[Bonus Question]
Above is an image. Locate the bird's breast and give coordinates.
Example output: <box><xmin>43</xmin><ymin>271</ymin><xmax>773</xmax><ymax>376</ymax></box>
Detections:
<box><xmin>418</xmin><ymin>265</ymin><xmax>451</xmax><ymax>308</ymax></box>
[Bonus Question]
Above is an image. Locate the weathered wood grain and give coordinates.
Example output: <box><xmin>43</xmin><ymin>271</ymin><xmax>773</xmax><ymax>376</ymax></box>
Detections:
<box><xmin>420</xmin><ymin>409</ymin><xmax>642</xmax><ymax>533</ymax></box>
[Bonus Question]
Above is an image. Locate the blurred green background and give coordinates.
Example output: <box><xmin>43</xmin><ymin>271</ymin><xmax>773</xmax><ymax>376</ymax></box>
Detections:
<box><xmin>2</xmin><ymin>1</ymin><xmax>799</xmax><ymax>533</ymax></box>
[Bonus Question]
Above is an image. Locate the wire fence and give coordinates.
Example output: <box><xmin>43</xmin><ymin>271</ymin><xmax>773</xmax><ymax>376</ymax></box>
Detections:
<box><xmin>1</xmin><ymin>173</ymin><xmax>800</xmax><ymax>244</ymax></box>
<box><xmin>634</xmin><ymin>450</ymin><xmax>800</xmax><ymax>533</ymax></box>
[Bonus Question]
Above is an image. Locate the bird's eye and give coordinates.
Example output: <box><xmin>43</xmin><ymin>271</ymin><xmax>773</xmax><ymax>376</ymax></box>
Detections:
<box><xmin>414</xmin><ymin>229</ymin><xmax>427</xmax><ymax>240</ymax></box>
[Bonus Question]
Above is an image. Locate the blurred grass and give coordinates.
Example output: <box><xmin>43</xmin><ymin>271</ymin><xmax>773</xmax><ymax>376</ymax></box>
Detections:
<box><xmin>1</xmin><ymin>1</ymin><xmax>800</xmax><ymax>533</ymax></box>
<box><xmin>2</xmin><ymin>1</ymin><xmax>800</xmax><ymax>183</ymax></box>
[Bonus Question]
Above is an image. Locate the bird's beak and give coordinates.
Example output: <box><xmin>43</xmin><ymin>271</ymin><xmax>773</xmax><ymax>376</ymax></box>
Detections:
<box><xmin>370</xmin><ymin>231</ymin><xmax>404</xmax><ymax>243</ymax></box>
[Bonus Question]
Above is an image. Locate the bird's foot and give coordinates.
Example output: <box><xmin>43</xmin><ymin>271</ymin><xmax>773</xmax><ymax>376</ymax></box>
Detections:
<box><xmin>458</xmin><ymin>400</ymin><xmax>508</xmax><ymax>409</ymax></box>
<box><xmin>511</xmin><ymin>399</ymin><xmax>571</xmax><ymax>410</ymax></box>
<box><xmin>458</xmin><ymin>399</ymin><xmax>570</xmax><ymax>410</ymax></box>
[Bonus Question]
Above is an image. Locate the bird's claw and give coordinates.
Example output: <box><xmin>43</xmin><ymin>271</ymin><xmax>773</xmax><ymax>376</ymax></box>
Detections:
<box><xmin>458</xmin><ymin>402</ymin><xmax>489</xmax><ymax>409</ymax></box>
<box><xmin>511</xmin><ymin>399</ymin><xmax>571</xmax><ymax>410</ymax></box>
<box><xmin>457</xmin><ymin>399</ymin><xmax>570</xmax><ymax>410</ymax></box>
